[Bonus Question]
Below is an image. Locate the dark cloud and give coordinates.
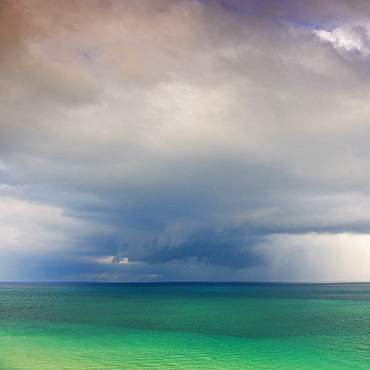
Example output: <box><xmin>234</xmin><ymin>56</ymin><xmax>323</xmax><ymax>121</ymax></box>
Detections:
<box><xmin>2</xmin><ymin>0</ymin><xmax>370</xmax><ymax>281</ymax></box>
<box><xmin>115</xmin><ymin>226</ymin><xmax>264</xmax><ymax>268</ymax></box>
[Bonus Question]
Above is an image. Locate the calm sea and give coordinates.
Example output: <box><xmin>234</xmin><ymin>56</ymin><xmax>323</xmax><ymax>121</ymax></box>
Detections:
<box><xmin>0</xmin><ymin>282</ymin><xmax>369</xmax><ymax>369</ymax></box>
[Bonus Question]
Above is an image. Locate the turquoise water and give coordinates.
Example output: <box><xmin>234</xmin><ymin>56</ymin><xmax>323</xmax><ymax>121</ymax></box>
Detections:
<box><xmin>0</xmin><ymin>283</ymin><xmax>369</xmax><ymax>369</ymax></box>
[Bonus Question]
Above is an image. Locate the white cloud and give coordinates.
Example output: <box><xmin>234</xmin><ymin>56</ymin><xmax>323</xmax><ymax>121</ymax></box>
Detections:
<box><xmin>0</xmin><ymin>194</ymin><xmax>115</xmax><ymax>254</ymax></box>
<box><xmin>259</xmin><ymin>233</ymin><xmax>370</xmax><ymax>282</ymax></box>
<box><xmin>315</xmin><ymin>23</ymin><xmax>370</xmax><ymax>55</ymax></box>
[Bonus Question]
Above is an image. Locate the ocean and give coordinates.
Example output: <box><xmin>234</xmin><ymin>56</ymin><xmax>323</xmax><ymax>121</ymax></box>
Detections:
<box><xmin>0</xmin><ymin>282</ymin><xmax>369</xmax><ymax>369</ymax></box>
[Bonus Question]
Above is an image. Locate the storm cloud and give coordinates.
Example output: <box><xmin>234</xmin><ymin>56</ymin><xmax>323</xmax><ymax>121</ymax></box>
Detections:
<box><xmin>2</xmin><ymin>0</ymin><xmax>370</xmax><ymax>281</ymax></box>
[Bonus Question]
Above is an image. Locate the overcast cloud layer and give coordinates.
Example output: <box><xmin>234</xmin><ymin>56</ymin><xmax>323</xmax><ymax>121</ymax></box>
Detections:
<box><xmin>2</xmin><ymin>0</ymin><xmax>370</xmax><ymax>281</ymax></box>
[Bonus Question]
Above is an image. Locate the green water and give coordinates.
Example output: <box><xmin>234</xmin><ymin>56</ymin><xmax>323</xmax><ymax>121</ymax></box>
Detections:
<box><xmin>0</xmin><ymin>283</ymin><xmax>369</xmax><ymax>369</ymax></box>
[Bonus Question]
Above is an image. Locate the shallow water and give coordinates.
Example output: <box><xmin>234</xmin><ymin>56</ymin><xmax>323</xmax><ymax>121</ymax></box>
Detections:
<box><xmin>0</xmin><ymin>283</ymin><xmax>369</xmax><ymax>369</ymax></box>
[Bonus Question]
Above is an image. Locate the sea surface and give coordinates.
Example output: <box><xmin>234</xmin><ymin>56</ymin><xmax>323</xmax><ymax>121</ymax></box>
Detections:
<box><xmin>0</xmin><ymin>282</ymin><xmax>369</xmax><ymax>369</ymax></box>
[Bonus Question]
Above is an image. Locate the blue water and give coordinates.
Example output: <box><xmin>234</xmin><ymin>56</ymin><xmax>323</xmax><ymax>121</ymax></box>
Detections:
<box><xmin>0</xmin><ymin>283</ymin><xmax>369</xmax><ymax>369</ymax></box>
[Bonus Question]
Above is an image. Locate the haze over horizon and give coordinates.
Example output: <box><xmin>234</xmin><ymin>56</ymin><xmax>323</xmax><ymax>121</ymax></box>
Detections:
<box><xmin>2</xmin><ymin>0</ymin><xmax>370</xmax><ymax>282</ymax></box>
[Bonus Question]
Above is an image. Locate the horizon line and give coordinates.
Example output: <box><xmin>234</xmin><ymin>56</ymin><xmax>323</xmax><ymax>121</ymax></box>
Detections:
<box><xmin>1</xmin><ymin>280</ymin><xmax>370</xmax><ymax>284</ymax></box>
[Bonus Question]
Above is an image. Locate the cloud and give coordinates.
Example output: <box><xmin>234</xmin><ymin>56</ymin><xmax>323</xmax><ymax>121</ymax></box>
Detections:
<box><xmin>258</xmin><ymin>233</ymin><xmax>370</xmax><ymax>282</ymax></box>
<box><xmin>114</xmin><ymin>225</ymin><xmax>264</xmax><ymax>268</ymax></box>
<box><xmin>1</xmin><ymin>0</ymin><xmax>370</xmax><ymax>281</ymax></box>
<box><xmin>315</xmin><ymin>23</ymin><xmax>370</xmax><ymax>55</ymax></box>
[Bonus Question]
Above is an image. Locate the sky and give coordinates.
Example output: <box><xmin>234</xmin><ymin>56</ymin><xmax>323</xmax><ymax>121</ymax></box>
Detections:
<box><xmin>2</xmin><ymin>0</ymin><xmax>370</xmax><ymax>282</ymax></box>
